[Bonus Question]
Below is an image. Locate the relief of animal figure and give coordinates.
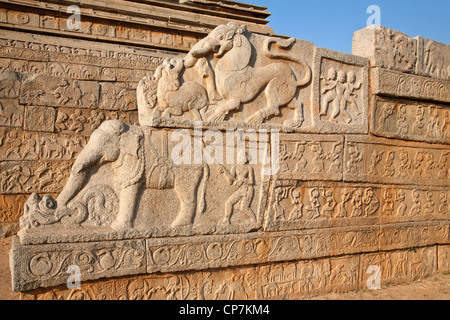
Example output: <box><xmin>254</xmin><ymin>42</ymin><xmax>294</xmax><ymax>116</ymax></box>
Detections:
<box><xmin>21</xmin><ymin>120</ymin><xmax>209</xmax><ymax>231</ymax></box>
<box><xmin>137</xmin><ymin>57</ymin><xmax>209</xmax><ymax>125</ymax></box>
<box><xmin>183</xmin><ymin>22</ymin><xmax>311</xmax><ymax>127</ymax></box>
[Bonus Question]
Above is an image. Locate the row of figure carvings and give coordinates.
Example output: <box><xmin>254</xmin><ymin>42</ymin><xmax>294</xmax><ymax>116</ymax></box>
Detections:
<box><xmin>377</xmin><ymin>102</ymin><xmax>450</xmax><ymax>140</ymax></box>
<box><xmin>320</xmin><ymin>67</ymin><xmax>362</xmax><ymax>124</ymax></box>
<box><xmin>0</xmin><ymin>129</ymin><xmax>86</xmax><ymax>160</ymax></box>
<box><xmin>271</xmin><ymin>185</ymin><xmax>449</xmax><ymax>222</ymax></box>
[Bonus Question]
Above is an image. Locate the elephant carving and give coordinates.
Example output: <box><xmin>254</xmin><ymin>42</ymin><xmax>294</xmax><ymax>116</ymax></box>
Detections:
<box><xmin>21</xmin><ymin>120</ymin><xmax>209</xmax><ymax>231</ymax></box>
<box><xmin>183</xmin><ymin>22</ymin><xmax>312</xmax><ymax>127</ymax></box>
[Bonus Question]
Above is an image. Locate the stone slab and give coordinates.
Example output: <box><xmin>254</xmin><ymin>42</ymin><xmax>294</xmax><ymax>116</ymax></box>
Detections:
<box><xmin>371</xmin><ymin>96</ymin><xmax>450</xmax><ymax>145</ymax></box>
<box><xmin>311</xmin><ymin>46</ymin><xmax>369</xmax><ymax>133</ymax></box>
<box><xmin>343</xmin><ymin>135</ymin><xmax>450</xmax><ymax>187</ymax></box>
<box><xmin>353</xmin><ymin>26</ymin><xmax>417</xmax><ymax>74</ymax></box>
<box><xmin>415</xmin><ymin>36</ymin><xmax>450</xmax><ymax>81</ymax></box>
<box><xmin>264</xmin><ymin>181</ymin><xmax>450</xmax><ymax>232</ymax></box>
<box><xmin>371</xmin><ymin>67</ymin><xmax>450</xmax><ymax>103</ymax></box>
<box><xmin>10</xmin><ymin>236</ymin><xmax>147</xmax><ymax>292</ymax></box>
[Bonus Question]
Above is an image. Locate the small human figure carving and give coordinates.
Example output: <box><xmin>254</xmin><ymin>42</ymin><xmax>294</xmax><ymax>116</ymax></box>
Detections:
<box><xmin>395</xmin><ymin>190</ymin><xmax>407</xmax><ymax>216</ymax></box>
<box><xmin>438</xmin><ymin>192</ymin><xmax>448</xmax><ymax>215</ymax></box>
<box><xmin>335</xmin><ymin>188</ymin><xmax>352</xmax><ymax>218</ymax></box>
<box><xmin>413</xmin><ymin>105</ymin><xmax>425</xmax><ymax>136</ymax></box>
<box><xmin>218</xmin><ymin>153</ymin><xmax>256</xmax><ymax>225</ymax></box>
<box><xmin>378</xmin><ymin>103</ymin><xmax>395</xmax><ymax>130</ymax></box>
<box><xmin>288</xmin><ymin>189</ymin><xmax>303</xmax><ymax>220</ymax></box>
<box><xmin>321</xmin><ymin>189</ymin><xmax>336</xmax><ymax>218</ymax></box>
<box><xmin>382</xmin><ymin>189</ymin><xmax>394</xmax><ymax>216</ymax></box>
<box><xmin>424</xmin><ymin>191</ymin><xmax>435</xmax><ymax>215</ymax></box>
<box><xmin>396</xmin><ymin>105</ymin><xmax>408</xmax><ymax>135</ymax></box>
<box><xmin>306</xmin><ymin>188</ymin><xmax>321</xmax><ymax>219</ymax></box>
<box><xmin>292</xmin><ymin>142</ymin><xmax>307</xmax><ymax>172</ymax></box>
<box><xmin>409</xmin><ymin>189</ymin><xmax>421</xmax><ymax>216</ymax></box>
<box><xmin>350</xmin><ymin>189</ymin><xmax>363</xmax><ymax>217</ymax></box>
<box><xmin>368</xmin><ymin>150</ymin><xmax>384</xmax><ymax>176</ymax></box>
<box><xmin>345</xmin><ymin>142</ymin><xmax>363</xmax><ymax>174</ymax></box>
<box><xmin>363</xmin><ymin>187</ymin><xmax>380</xmax><ymax>216</ymax></box>
<box><xmin>383</xmin><ymin>151</ymin><xmax>395</xmax><ymax>177</ymax></box>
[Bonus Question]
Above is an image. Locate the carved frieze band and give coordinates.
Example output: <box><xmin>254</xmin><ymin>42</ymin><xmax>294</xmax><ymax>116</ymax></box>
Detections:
<box><xmin>371</xmin><ymin>67</ymin><xmax>450</xmax><ymax>103</ymax></box>
<box><xmin>371</xmin><ymin>97</ymin><xmax>450</xmax><ymax>144</ymax></box>
<box><xmin>11</xmin><ymin>221</ymin><xmax>448</xmax><ymax>292</ymax></box>
<box><xmin>264</xmin><ymin>181</ymin><xmax>450</xmax><ymax>232</ymax></box>
<box><xmin>343</xmin><ymin>135</ymin><xmax>450</xmax><ymax>187</ymax></box>
<box><xmin>23</xmin><ymin>245</ymin><xmax>441</xmax><ymax>300</ymax></box>
<box><xmin>10</xmin><ymin>236</ymin><xmax>146</xmax><ymax>292</ymax></box>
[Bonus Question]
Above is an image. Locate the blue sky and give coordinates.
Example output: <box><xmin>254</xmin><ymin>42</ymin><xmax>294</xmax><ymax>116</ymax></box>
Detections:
<box><xmin>250</xmin><ymin>0</ymin><xmax>450</xmax><ymax>54</ymax></box>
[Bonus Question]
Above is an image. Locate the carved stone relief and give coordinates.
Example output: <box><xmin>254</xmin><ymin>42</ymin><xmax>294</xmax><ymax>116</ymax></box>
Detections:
<box><xmin>312</xmin><ymin>47</ymin><xmax>369</xmax><ymax>133</ymax></box>
<box><xmin>371</xmin><ymin>67</ymin><xmax>450</xmax><ymax>103</ymax></box>
<box><xmin>371</xmin><ymin>97</ymin><xmax>450</xmax><ymax>144</ymax></box>
<box><xmin>264</xmin><ymin>181</ymin><xmax>449</xmax><ymax>232</ymax></box>
<box><xmin>353</xmin><ymin>26</ymin><xmax>417</xmax><ymax>73</ymax></box>
<box><xmin>343</xmin><ymin>135</ymin><xmax>450</xmax><ymax>187</ymax></box>
<box><xmin>20</xmin><ymin>75</ymin><xmax>100</xmax><ymax>109</ymax></box>
<box><xmin>416</xmin><ymin>37</ymin><xmax>450</xmax><ymax>81</ymax></box>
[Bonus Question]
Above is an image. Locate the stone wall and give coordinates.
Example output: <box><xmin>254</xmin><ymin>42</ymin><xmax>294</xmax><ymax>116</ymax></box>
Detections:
<box><xmin>5</xmin><ymin>3</ymin><xmax>450</xmax><ymax>300</ymax></box>
<box><xmin>0</xmin><ymin>0</ymin><xmax>272</xmax><ymax>237</ymax></box>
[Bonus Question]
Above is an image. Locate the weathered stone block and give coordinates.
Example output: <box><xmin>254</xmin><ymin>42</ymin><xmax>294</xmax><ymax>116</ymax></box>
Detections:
<box><xmin>353</xmin><ymin>26</ymin><xmax>417</xmax><ymax>74</ymax></box>
<box><xmin>343</xmin><ymin>135</ymin><xmax>450</xmax><ymax>187</ymax></box>
<box><xmin>0</xmin><ymin>98</ymin><xmax>23</xmax><ymax>127</ymax></box>
<box><xmin>371</xmin><ymin>67</ymin><xmax>450</xmax><ymax>103</ymax></box>
<box><xmin>312</xmin><ymin>47</ymin><xmax>369</xmax><ymax>133</ymax></box>
<box><xmin>20</xmin><ymin>74</ymin><xmax>100</xmax><ymax>109</ymax></box>
<box><xmin>10</xmin><ymin>236</ymin><xmax>146</xmax><ymax>292</ymax></box>
<box><xmin>415</xmin><ymin>36</ymin><xmax>450</xmax><ymax>81</ymax></box>
<box><xmin>371</xmin><ymin>96</ymin><xmax>450</xmax><ymax>144</ymax></box>
<box><xmin>23</xmin><ymin>105</ymin><xmax>56</xmax><ymax>132</ymax></box>
<box><xmin>0</xmin><ymin>127</ymin><xmax>39</xmax><ymax>160</ymax></box>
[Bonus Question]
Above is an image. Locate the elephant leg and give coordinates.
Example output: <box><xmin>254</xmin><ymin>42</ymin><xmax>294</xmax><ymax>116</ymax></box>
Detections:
<box><xmin>111</xmin><ymin>183</ymin><xmax>141</xmax><ymax>230</ymax></box>
<box><xmin>170</xmin><ymin>166</ymin><xmax>203</xmax><ymax>228</ymax></box>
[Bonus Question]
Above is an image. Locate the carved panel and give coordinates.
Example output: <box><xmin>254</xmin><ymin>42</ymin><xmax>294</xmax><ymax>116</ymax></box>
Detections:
<box><xmin>55</xmin><ymin>108</ymin><xmax>139</xmax><ymax>136</ymax></box>
<box><xmin>353</xmin><ymin>26</ymin><xmax>417</xmax><ymax>74</ymax></box>
<box><xmin>10</xmin><ymin>237</ymin><xmax>146</xmax><ymax>292</ymax></box>
<box><xmin>276</xmin><ymin>134</ymin><xmax>344</xmax><ymax>181</ymax></box>
<box><xmin>0</xmin><ymin>98</ymin><xmax>23</xmax><ymax>127</ymax></box>
<box><xmin>416</xmin><ymin>36</ymin><xmax>450</xmax><ymax>81</ymax></box>
<box><xmin>24</xmin><ymin>105</ymin><xmax>56</xmax><ymax>132</ymax></box>
<box><xmin>0</xmin><ymin>160</ymin><xmax>72</xmax><ymax>194</ymax></box>
<box><xmin>371</xmin><ymin>67</ymin><xmax>450</xmax><ymax>103</ymax></box>
<box><xmin>438</xmin><ymin>245</ymin><xmax>450</xmax><ymax>273</ymax></box>
<box><xmin>20</xmin><ymin>75</ymin><xmax>100</xmax><ymax>109</ymax></box>
<box><xmin>343</xmin><ymin>135</ymin><xmax>450</xmax><ymax>187</ymax></box>
<box><xmin>99</xmin><ymin>83</ymin><xmax>137</xmax><ymax>111</ymax></box>
<box><xmin>371</xmin><ymin>97</ymin><xmax>450</xmax><ymax>144</ymax></box>
<box><xmin>312</xmin><ymin>47</ymin><xmax>369</xmax><ymax>133</ymax></box>
<box><xmin>48</xmin><ymin>62</ymin><xmax>116</xmax><ymax>81</ymax></box>
<box><xmin>264</xmin><ymin>181</ymin><xmax>450</xmax><ymax>232</ymax></box>
<box><xmin>39</xmin><ymin>133</ymin><xmax>88</xmax><ymax>160</ymax></box>
<box><xmin>360</xmin><ymin>246</ymin><xmax>437</xmax><ymax>286</ymax></box>
<box><xmin>0</xmin><ymin>70</ymin><xmax>21</xmax><ymax>98</ymax></box>
<box><xmin>0</xmin><ymin>127</ymin><xmax>39</xmax><ymax>160</ymax></box>
<box><xmin>0</xmin><ymin>194</ymin><xmax>29</xmax><ymax>223</ymax></box>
